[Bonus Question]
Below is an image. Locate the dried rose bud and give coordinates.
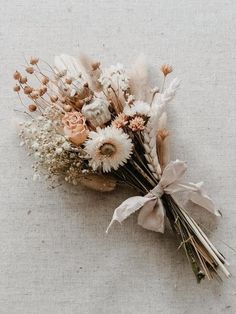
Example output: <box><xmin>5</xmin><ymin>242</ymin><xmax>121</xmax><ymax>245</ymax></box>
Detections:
<box><xmin>161</xmin><ymin>64</ymin><xmax>173</xmax><ymax>77</ymax></box>
<box><xmin>13</xmin><ymin>84</ymin><xmax>20</xmax><ymax>92</ymax></box>
<box><xmin>63</xmin><ymin>104</ymin><xmax>72</xmax><ymax>112</ymax></box>
<box><xmin>41</xmin><ymin>76</ymin><xmax>49</xmax><ymax>85</ymax></box>
<box><xmin>91</xmin><ymin>62</ymin><xmax>100</xmax><ymax>71</ymax></box>
<box><xmin>23</xmin><ymin>86</ymin><xmax>33</xmax><ymax>95</ymax></box>
<box><xmin>13</xmin><ymin>71</ymin><xmax>21</xmax><ymax>80</ymax></box>
<box><xmin>65</xmin><ymin>77</ymin><xmax>72</xmax><ymax>84</ymax></box>
<box><xmin>50</xmin><ymin>95</ymin><xmax>58</xmax><ymax>103</ymax></box>
<box><xmin>28</xmin><ymin>104</ymin><xmax>37</xmax><ymax>112</ymax></box>
<box><xmin>20</xmin><ymin>76</ymin><xmax>27</xmax><ymax>84</ymax></box>
<box><xmin>30</xmin><ymin>90</ymin><xmax>40</xmax><ymax>99</ymax></box>
<box><xmin>30</xmin><ymin>57</ymin><xmax>39</xmax><ymax>65</ymax></box>
<box><xmin>26</xmin><ymin>66</ymin><xmax>34</xmax><ymax>74</ymax></box>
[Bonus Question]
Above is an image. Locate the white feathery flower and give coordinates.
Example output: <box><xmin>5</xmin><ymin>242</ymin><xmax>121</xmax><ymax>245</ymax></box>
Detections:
<box><xmin>85</xmin><ymin>126</ymin><xmax>133</xmax><ymax>172</ymax></box>
<box><xmin>99</xmin><ymin>63</ymin><xmax>129</xmax><ymax>91</ymax></box>
<box><xmin>123</xmin><ymin>100</ymin><xmax>151</xmax><ymax>117</ymax></box>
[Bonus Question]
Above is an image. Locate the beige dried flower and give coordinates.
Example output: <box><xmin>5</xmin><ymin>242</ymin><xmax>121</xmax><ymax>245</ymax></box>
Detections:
<box><xmin>112</xmin><ymin>113</ymin><xmax>129</xmax><ymax>129</ymax></box>
<box><xmin>161</xmin><ymin>64</ymin><xmax>173</xmax><ymax>77</ymax></box>
<box><xmin>13</xmin><ymin>71</ymin><xmax>21</xmax><ymax>80</ymax></box>
<box><xmin>129</xmin><ymin>116</ymin><xmax>145</xmax><ymax>131</ymax></box>
<box><xmin>30</xmin><ymin>57</ymin><xmax>39</xmax><ymax>65</ymax></box>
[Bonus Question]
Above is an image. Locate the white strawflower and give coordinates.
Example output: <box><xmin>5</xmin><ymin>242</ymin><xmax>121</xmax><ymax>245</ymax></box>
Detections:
<box><xmin>123</xmin><ymin>100</ymin><xmax>151</xmax><ymax>116</ymax></box>
<box><xmin>85</xmin><ymin>126</ymin><xmax>133</xmax><ymax>172</ymax></box>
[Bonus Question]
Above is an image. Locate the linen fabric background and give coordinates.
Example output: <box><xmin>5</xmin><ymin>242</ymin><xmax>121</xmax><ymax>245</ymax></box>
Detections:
<box><xmin>0</xmin><ymin>0</ymin><xmax>236</xmax><ymax>313</ymax></box>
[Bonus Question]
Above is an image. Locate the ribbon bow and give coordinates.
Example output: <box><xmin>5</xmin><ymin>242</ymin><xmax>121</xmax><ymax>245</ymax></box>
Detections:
<box><xmin>106</xmin><ymin>160</ymin><xmax>220</xmax><ymax>233</ymax></box>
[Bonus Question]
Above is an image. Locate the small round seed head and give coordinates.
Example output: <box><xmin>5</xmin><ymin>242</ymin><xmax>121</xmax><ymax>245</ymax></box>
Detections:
<box><xmin>60</xmin><ymin>96</ymin><xmax>66</xmax><ymax>104</ymax></box>
<box><xmin>30</xmin><ymin>90</ymin><xmax>40</xmax><ymax>99</ymax></box>
<box><xmin>13</xmin><ymin>84</ymin><xmax>21</xmax><ymax>92</ymax></box>
<box><xmin>30</xmin><ymin>57</ymin><xmax>39</xmax><ymax>65</ymax></box>
<box><xmin>26</xmin><ymin>66</ymin><xmax>34</xmax><ymax>74</ymax></box>
<box><xmin>20</xmin><ymin>76</ymin><xmax>27</xmax><ymax>84</ymax></box>
<box><xmin>39</xmin><ymin>85</ymin><xmax>47</xmax><ymax>96</ymax></box>
<box><xmin>23</xmin><ymin>86</ymin><xmax>33</xmax><ymax>95</ymax></box>
<box><xmin>50</xmin><ymin>95</ymin><xmax>58</xmax><ymax>103</ymax></box>
<box><xmin>161</xmin><ymin>64</ymin><xmax>173</xmax><ymax>77</ymax></box>
<box><xmin>41</xmin><ymin>76</ymin><xmax>49</xmax><ymax>85</ymax></box>
<box><xmin>28</xmin><ymin>104</ymin><xmax>37</xmax><ymax>112</ymax></box>
<box><xmin>13</xmin><ymin>71</ymin><xmax>21</xmax><ymax>80</ymax></box>
<box><xmin>63</xmin><ymin>104</ymin><xmax>72</xmax><ymax>112</ymax></box>
<box><xmin>65</xmin><ymin>77</ymin><xmax>72</xmax><ymax>84</ymax></box>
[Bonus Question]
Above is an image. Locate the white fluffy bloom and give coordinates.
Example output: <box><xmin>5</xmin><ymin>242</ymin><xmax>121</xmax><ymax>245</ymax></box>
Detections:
<box><xmin>85</xmin><ymin>126</ymin><xmax>133</xmax><ymax>172</ymax></box>
<box><xmin>99</xmin><ymin>63</ymin><xmax>129</xmax><ymax>91</ymax></box>
<box><xmin>123</xmin><ymin>100</ymin><xmax>151</xmax><ymax>117</ymax></box>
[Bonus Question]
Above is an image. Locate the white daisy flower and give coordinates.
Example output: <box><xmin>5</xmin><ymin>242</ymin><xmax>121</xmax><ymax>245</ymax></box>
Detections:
<box><xmin>85</xmin><ymin>126</ymin><xmax>133</xmax><ymax>172</ymax></box>
<box><xmin>123</xmin><ymin>100</ymin><xmax>151</xmax><ymax>117</ymax></box>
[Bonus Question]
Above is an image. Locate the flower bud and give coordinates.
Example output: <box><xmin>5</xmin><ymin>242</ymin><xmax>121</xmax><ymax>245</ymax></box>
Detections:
<box><xmin>20</xmin><ymin>76</ymin><xmax>27</xmax><ymax>84</ymax></box>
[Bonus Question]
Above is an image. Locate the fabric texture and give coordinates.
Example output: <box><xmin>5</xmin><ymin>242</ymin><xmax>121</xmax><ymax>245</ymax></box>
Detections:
<box><xmin>0</xmin><ymin>0</ymin><xmax>236</xmax><ymax>313</ymax></box>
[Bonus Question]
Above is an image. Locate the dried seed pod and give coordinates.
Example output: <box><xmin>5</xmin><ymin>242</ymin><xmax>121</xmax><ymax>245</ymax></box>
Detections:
<box><xmin>30</xmin><ymin>90</ymin><xmax>40</xmax><ymax>99</ymax></box>
<box><xmin>23</xmin><ymin>86</ymin><xmax>33</xmax><ymax>95</ymax></box>
<box><xmin>13</xmin><ymin>71</ymin><xmax>21</xmax><ymax>80</ymax></box>
<box><xmin>39</xmin><ymin>85</ymin><xmax>47</xmax><ymax>96</ymax></box>
<box><xmin>20</xmin><ymin>76</ymin><xmax>27</xmax><ymax>84</ymax></box>
<box><xmin>26</xmin><ymin>66</ymin><xmax>34</xmax><ymax>74</ymax></box>
<box><xmin>50</xmin><ymin>95</ymin><xmax>58</xmax><ymax>103</ymax></box>
<box><xmin>63</xmin><ymin>104</ymin><xmax>72</xmax><ymax>112</ymax></box>
<box><xmin>28</xmin><ymin>104</ymin><xmax>37</xmax><ymax>112</ymax></box>
<box><xmin>42</xmin><ymin>76</ymin><xmax>49</xmax><ymax>85</ymax></box>
<box><xmin>13</xmin><ymin>85</ymin><xmax>20</xmax><ymax>92</ymax></box>
<box><xmin>30</xmin><ymin>57</ymin><xmax>39</xmax><ymax>65</ymax></box>
<box><xmin>79</xmin><ymin>174</ymin><xmax>116</xmax><ymax>192</ymax></box>
<box><xmin>65</xmin><ymin>77</ymin><xmax>72</xmax><ymax>84</ymax></box>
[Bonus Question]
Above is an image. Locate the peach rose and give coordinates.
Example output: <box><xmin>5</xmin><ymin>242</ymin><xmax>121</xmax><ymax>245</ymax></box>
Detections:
<box><xmin>62</xmin><ymin>111</ymin><xmax>88</xmax><ymax>146</ymax></box>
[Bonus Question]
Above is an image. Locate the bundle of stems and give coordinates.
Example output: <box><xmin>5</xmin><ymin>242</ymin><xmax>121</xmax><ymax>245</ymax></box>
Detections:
<box><xmin>112</xmin><ymin>131</ymin><xmax>230</xmax><ymax>282</ymax></box>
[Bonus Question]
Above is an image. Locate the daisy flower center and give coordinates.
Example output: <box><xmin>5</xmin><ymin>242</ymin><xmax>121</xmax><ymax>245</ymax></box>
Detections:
<box><xmin>99</xmin><ymin>143</ymin><xmax>117</xmax><ymax>157</ymax></box>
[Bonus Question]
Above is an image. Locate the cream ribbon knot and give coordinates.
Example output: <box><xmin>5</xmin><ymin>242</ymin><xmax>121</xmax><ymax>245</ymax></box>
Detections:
<box><xmin>106</xmin><ymin>160</ymin><xmax>221</xmax><ymax>234</ymax></box>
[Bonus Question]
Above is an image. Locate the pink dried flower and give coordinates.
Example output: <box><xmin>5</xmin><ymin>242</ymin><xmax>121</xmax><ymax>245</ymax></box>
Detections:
<box><xmin>62</xmin><ymin>111</ymin><xmax>88</xmax><ymax>146</ymax></box>
<box><xmin>128</xmin><ymin>116</ymin><xmax>145</xmax><ymax>131</ymax></box>
<box><xmin>112</xmin><ymin>113</ymin><xmax>129</xmax><ymax>129</ymax></box>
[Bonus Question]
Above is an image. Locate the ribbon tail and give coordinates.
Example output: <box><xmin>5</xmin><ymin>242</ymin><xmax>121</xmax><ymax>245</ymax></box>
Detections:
<box><xmin>106</xmin><ymin>195</ymin><xmax>156</xmax><ymax>233</ymax></box>
<box><xmin>138</xmin><ymin>198</ymin><xmax>165</xmax><ymax>233</ymax></box>
<box><xmin>187</xmin><ymin>182</ymin><xmax>221</xmax><ymax>217</ymax></box>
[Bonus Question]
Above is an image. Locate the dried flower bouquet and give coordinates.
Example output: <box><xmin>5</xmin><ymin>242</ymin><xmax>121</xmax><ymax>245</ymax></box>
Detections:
<box><xmin>13</xmin><ymin>52</ymin><xmax>230</xmax><ymax>282</ymax></box>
